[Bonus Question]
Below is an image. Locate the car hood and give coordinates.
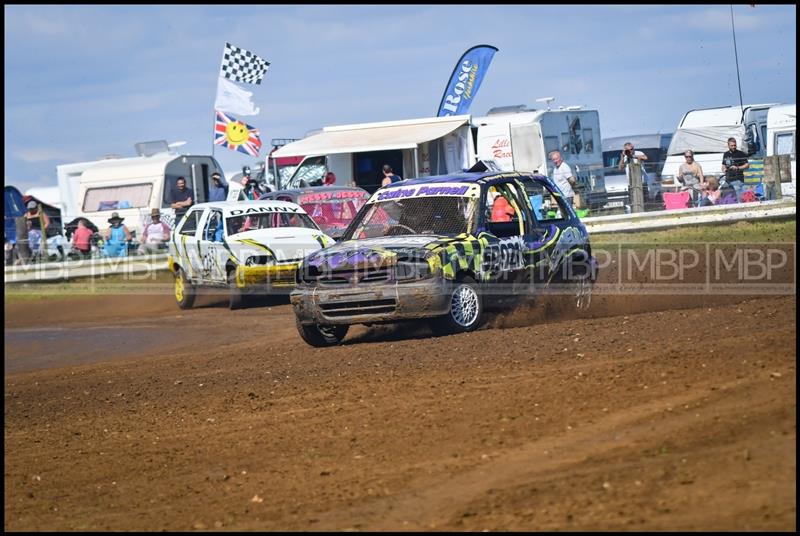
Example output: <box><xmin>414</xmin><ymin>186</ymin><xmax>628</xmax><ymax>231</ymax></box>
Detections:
<box><xmin>227</xmin><ymin>228</ymin><xmax>334</xmax><ymax>263</ymax></box>
<box><xmin>304</xmin><ymin>235</ymin><xmax>444</xmax><ymax>271</ymax></box>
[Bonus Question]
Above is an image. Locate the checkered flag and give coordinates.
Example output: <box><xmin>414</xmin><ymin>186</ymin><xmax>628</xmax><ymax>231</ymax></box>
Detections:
<box><xmin>219</xmin><ymin>42</ymin><xmax>270</xmax><ymax>85</ymax></box>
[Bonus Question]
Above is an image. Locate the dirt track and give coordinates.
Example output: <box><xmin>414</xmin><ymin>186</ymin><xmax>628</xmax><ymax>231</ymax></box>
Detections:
<box><xmin>4</xmin><ymin>288</ymin><xmax>797</xmax><ymax>531</ymax></box>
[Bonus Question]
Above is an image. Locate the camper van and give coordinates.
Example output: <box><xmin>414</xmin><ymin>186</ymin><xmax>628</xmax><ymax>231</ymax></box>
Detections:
<box><xmin>272</xmin><ymin>115</ymin><xmax>476</xmax><ymax>193</ymax></box>
<box><xmin>601</xmin><ymin>133</ymin><xmax>673</xmax><ymax>210</ymax></box>
<box><xmin>472</xmin><ymin>105</ymin><xmax>608</xmax><ymax>210</ymax></box>
<box><xmin>62</xmin><ymin>141</ymin><xmax>224</xmax><ymax>233</ymax></box>
<box><xmin>662</xmin><ymin>103</ymin><xmax>779</xmax><ymax>186</ymax></box>
<box><xmin>766</xmin><ymin>103</ymin><xmax>796</xmax><ymax>196</ymax></box>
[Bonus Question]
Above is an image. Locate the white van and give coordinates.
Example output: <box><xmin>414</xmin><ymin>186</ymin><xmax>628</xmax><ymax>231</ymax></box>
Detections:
<box><xmin>662</xmin><ymin>103</ymin><xmax>779</xmax><ymax>184</ymax></box>
<box><xmin>472</xmin><ymin>105</ymin><xmax>608</xmax><ymax>210</ymax></box>
<box><xmin>766</xmin><ymin>103</ymin><xmax>796</xmax><ymax>196</ymax></box>
<box><xmin>65</xmin><ymin>141</ymin><xmax>224</xmax><ymax>233</ymax></box>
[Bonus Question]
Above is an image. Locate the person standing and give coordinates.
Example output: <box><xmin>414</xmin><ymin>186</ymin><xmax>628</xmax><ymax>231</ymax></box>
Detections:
<box><xmin>548</xmin><ymin>150</ymin><xmax>576</xmax><ymax>207</ymax></box>
<box><xmin>169</xmin><ymin>176</ymin><xmax>194</xmax><ymax>221</ymax></box>
<box><xmin>721</xmin><ymin>137</ymin><xmax>749</xmax><ymax>202</ymax></box>
<box><xmin>677</xmin><ymin>150</ymin><xmax>705</xmax><ymax>206</ymax></box>
<box><xmin>208</xmin><ymin>172</ymin><xmax>228</xmax><ymax>202</ymax></box>
<box><xmin>24</xmin><ymin>200</ymin><xmax>50</xmax><ymax>256</ymax></box>
<box><xmin>617</xmin><ymin>142</ymin><xmax>648</xmax><ymax>170</ymax></box>
<box><xmin>103</xmin><ymin>212</ymin><xmax>132</xmax><ymax>258</ymax></box>
<box><xmin>137</xmin><ymin>208</ymin><xmax>171</xmax><ymax>255</ymax></box>
<box><xmin>381</xmin><ymin>164</ymin><xmax>402</xmax><ymax>187</ymax></box>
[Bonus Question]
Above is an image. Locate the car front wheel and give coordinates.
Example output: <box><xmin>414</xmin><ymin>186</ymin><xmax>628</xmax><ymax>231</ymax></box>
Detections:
<box><xmin>295</xmin><ymin>317</ymin><xmax>349</xmax><ymax>347</ymax></box>
<box><xmin>175</xmin><ymin>267</ymin><xmax>196</xmax><ymax>310</ymax></box>
<box><xmin>432</xmin><ymin>276</ymin><xmax>483</xmax><ymax>335</ymax></box>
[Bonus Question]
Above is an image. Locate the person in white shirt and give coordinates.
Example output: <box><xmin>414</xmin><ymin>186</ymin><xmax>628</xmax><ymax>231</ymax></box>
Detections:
<box><xmin>617</xmin><ymin>142</ymin><xmax>648</xmax><ymax>170</ymax></box>
<box><xmin>137</xmin><ymin>208</ymin><xmax>171</xmax><ymax>255</ymax></box>
<box><xmin>548</xmin><ymin>150</ymin><xmax>576</xmax><ymax>207</ymax></box>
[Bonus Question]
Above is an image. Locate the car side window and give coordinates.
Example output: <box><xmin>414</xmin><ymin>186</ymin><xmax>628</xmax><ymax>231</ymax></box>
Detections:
<box><xmin>525</xmin><ymin>181</ymin><xmax>569</xmax><ymax>223</ymax></box>
<box><xmin>203</xmin><ymin>210</ymin><xmax>223</xmax><ymax>242</ymax></box>
<box><xmin>486</xmin><ymin>181</ymin><xmax>528</xmax><ymax>238</ymax></box>
<box><xmin>178</xmin><ymin>210</ymin><xmax>201</xmax><ymax>236</ymax></box>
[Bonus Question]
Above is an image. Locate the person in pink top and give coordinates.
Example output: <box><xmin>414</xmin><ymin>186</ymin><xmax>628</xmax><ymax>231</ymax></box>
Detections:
<box><xmin>71</xmin><ymin>219</ymin><xmax>93</xmax><ymax>258</ymax></box>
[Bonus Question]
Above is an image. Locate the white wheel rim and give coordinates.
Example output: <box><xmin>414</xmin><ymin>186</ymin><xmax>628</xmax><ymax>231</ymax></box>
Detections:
<box><xmin>451</xmin><ymin>284</ymin><xmax>479</xmax><ymax>327</ymax></box>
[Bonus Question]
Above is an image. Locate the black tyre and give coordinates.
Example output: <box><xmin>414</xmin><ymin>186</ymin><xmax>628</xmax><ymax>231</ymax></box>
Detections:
<box><xmin>431</xmin><ymin>276</ymin><xmax>483</xmax><ymax>335</ymax></box>
<box><xmin>174</xmin><ymin>267</ymin><xmax>196</xmax><ymax>310</ymax></box>
<box><xmin>228</xmin><ymin>269</ymin><xmax>244</xmax><ymax>310</ymax></box>
<box><xmin>295</xmin><ymin>316</ymin><xmax>349</xmax><ymax>347</ymax></box>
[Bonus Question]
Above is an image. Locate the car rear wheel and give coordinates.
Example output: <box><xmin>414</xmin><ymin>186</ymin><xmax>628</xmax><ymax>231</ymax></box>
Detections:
<box><xmin>228</xmin><ymin>270</ymin><xmax>244</xmax><ymax>310</ymax></box>
<box><xmin>174</xmin><ymin>267</ymin><xmax>196</xmax><ymax>310</ymax></box>
<box><xmin>295</xmin><ymin>317</ymin><xmax>349</xmax><ymax>347</ymax></box>
<box><xmin>432</xmin><ymin>276</ymin><xmax>483</xmax><ymax>335</ymax></box>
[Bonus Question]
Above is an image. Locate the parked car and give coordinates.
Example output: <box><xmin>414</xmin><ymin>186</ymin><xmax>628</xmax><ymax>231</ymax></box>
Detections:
<box><xmin>291</xmin><ymin>171</ymin><xmax>597</xmax><ymax>346</ymax></box>
<box><xmin>260</xmin><ymin>186</ymin><xmax>370</xmax><ymax>240</ymax></box>
<box><xmin>168</xmin><ymin>200</ymin><xmax>335</xmax><ymax>310</ymax></box>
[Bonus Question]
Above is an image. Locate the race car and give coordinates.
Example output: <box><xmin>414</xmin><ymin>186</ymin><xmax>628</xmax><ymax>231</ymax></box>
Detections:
<box><xmin>168</xmin><ymin>200</ymin><xmax>335</xmax><ymax>310</ymax></box>
<box><xmin>291</xmin><ymin>171</ymin><xmax>598</xmax><ymax>346</ymax></box>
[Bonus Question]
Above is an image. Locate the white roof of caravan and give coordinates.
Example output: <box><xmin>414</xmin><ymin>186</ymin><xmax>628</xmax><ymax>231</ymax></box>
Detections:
<box><xmin>79</xmin><ymin>153</ymin><xmax>178</xmax><ymax>181</ymax></box>
<box><xmin>472</xmin><ymin>110</ymin><xmax>547</xmax><ymax>126</ymax></box>
<box><xmin>679</xmin><ymin>103</ymin><xmax>778</xmax><ymax>128</ymax></box>
<box><xmin>271</xmin><ymin>115</ymin><xmax>471</xmax><ymax>158</ymax></box>
<box><xmin>767</xmin><ymin>104</ymin><xmax>796</xmax><ymax>128</ymax></box>
<box><xmin>601</xmin><ymin>133</ymin><xmax>670</xmax><ymax>152</ymax></box>
<box><xmin>24</xmin><ymin>186</ymin><xmax>63</xmax><ymax>206</ymax></box>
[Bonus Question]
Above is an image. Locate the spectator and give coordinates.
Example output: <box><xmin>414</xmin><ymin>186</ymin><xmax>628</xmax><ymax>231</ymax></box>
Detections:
<box><xmin>721</xmin><ymin>137</ymin><xmax>749</xmax><ymax>202</ymax></box>
<box><xmin>324</xmin><ymin>171</ymin><xmax>337</xmax><ymax>186</ymax></box>
<box><xmin>699</xmin><ymin>176</ymin><xmax>722</xmax><ymax>207</ymax></box>
<box><xmin>677</xmin><ymin>150</ymin><xmax>705</xmax><ymax>206</ymax></box>
<box><xmin>102</xmin><ymin>212</ymin><xmax>132</xmax><ymax>257</ymax></box>
<box><xmin>548</xmin><ymin>150</ymin><xmax>576</xmax><ymax>207</ymax></box>
<box><xmin>617</xmin><ymin>142</ymin><xmax>648</xmax><ymax>170</ymax></box>
<box><xmin>381</xmin><ymin>164</ymin><xmax>402</xmax><ymax>187</ymax></box>
<box><xmin>208</xmin><ymin>172</ymin><xmax>228</xmax><ymax>202</ymax></box>
<box><xmin>24</xmin><ymin>200</ymin><xmax>50</xmax><ymax>255</ymax></box>
<box><xmin>169</xmin><ymin>177</ymin><xmax>194</xmax><ymax>221</ymax></box>
<box><xmin>138</xmin><ymin>208</ymin><xmax>171</xmax><ymax>255</ymax></box>
<box><xmin>71</xmin><ymin>219</ymin><xmax>93</xmax><ymax>258</ymax></box>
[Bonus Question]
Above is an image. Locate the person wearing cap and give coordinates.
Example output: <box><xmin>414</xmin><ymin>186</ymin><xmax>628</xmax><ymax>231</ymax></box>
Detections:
<box><xmin>208</xmin><ymin>171</ymin><xmax>229</xmax><ymax>202</ymax></box>
<box><xmin>24</xmin><ymin>200</ymin><xmax>50</xmax><ymax>255</ymax></box>
<box><xmin>102</xmin><ymin>212</ymin><xmax>132</xmax><ymax>257</ymax></box>
<box><xmin>137</xmin><ymin>208</ymin><xmax>171</xmax><ymax>255</ymax></box>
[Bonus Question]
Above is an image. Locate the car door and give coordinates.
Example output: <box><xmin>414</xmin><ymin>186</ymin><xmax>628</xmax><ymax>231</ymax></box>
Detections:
<box><xmin>481</xmin><ymin>179</ymin><xmax>532</xmax><ymax>297</ymax></box>
<box><xmin>174</xmin><ymin>207</ymin><xmax>204</xmax><ymax>281</ymax></box>
<box><xmin>199</xmin><ymin>208</ymin><xmax>226</xmax><ymax>284</ymax></box>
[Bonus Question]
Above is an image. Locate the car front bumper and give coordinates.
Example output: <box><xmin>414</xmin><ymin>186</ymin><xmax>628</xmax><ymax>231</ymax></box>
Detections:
<box><xmin>234</xmin><ymin>263</ymin><xmax>299</xmax><ymax>294</ymax></box>
<box><xmin>291</xmin><ymin>279</ymin><xmax>451</xmax><ymax>326</ymax></box>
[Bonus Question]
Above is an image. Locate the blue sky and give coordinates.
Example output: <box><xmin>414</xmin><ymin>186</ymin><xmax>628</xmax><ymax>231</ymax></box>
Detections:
<box><xmin>4</xmin><ymin>4</ymin><xmax>796</xmax><ymax>192</ymax></box>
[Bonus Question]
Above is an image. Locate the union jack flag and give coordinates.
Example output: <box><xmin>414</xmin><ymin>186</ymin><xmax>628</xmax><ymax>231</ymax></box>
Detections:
<box><xmin>214</xmin><ymin>110</ymin><xmax>263</xmax><ymax>157</ymax></box>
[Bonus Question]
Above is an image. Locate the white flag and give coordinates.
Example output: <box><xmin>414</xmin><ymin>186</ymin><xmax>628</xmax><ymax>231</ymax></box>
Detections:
<box><xmin>214</xmin><ymin>77</ymin><xmax>260</xmax><ymax>116</ymax></box>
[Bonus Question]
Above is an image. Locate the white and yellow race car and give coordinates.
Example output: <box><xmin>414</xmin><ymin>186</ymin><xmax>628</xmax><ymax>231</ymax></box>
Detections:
<box><xmin>168</xmin><ymin>200</ymin><xmax>335</xmax><ymax>309</ymax></box>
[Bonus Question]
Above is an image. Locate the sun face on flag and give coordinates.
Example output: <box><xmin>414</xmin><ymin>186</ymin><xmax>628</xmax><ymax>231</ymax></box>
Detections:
<box><xmin>214</xmin><ymin>111</ymin><xmax>262</xmax><ymax>157</ymax></box>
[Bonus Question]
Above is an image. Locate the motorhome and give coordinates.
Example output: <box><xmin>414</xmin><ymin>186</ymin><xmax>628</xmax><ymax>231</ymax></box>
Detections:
<box><xmin>601</xmin><ymin>133</ymin><xmax>672</xmax><ymax>210</ymax></box>
<box><xmin>766</xmin><ymin>103</ymin><xmax>796</xmax><ymax>196</ymax></box>
<box><xmin>661</xmin><ymin>103</ymin><xmax>779</xmax><ymax>186</ymax></box>
<box><xmin>471</xmin><ymin>105</ymin><xmax>608</xmax><ymax>210</ymax></box>
<box><xmin>60</xmin><ymin>140</ymin><xmax>224</xmax><ymax>233</ymax></box>
<box><xmin>272</xmin><ymin>115</ymin><xmax>476</xmax><ymax>193</ymax></box>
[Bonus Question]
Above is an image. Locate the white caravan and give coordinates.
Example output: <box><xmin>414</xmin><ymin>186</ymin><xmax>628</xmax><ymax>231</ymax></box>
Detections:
<box><xmin>766</xmin><ymin>103</ymin><xmax>796</xmax><ymax>196</ymax></box>
<box><xmin>662</xmin><ymin>103</ymin><xmax>779</xmax><ymax>183</ymax></box>
<box><xmin>59</xmin><ymin>141</ymin><xmax>224</xmax><ymax>233</ymax></box>
<box><xmin>272</xmin><ymin>115</ymin><xmax>475</xmax><ymax>193</ymax></box>
<box><xmin>471</xmin><ymin>105</ymin><xmax>608</xmax><ymax>210</ymax></box>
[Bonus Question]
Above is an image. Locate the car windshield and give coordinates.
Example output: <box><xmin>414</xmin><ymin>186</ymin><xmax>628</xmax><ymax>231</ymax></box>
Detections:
<box><xmin>299</xmin><ymin>191</ymin><xmax>369</xmax><ymax>237</ymax></box>
<box><xmin>345</xmin><ymin>196</ymin><xmax>478</xmax><ymax>240</ymax></box>
<box><xmin>225</xmin><ymin>212</ymin><xmax>318</xmax><ymax>236</ymax></box>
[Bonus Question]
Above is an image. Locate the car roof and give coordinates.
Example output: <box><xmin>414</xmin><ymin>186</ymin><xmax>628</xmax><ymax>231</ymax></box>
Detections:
<box><xmin>385</xmin><ymin>171</ymin><xmax>523</xmax><ymax>188</ymax></box>
<box><xmin>190</xmin><ymin>199</ymin><xmax>300</xmax><ymax>210</ymax></box>
<box><xmin>265</xmin><ymin>185</ymin><xmax>369</xmax><ymax>197</ymax></box>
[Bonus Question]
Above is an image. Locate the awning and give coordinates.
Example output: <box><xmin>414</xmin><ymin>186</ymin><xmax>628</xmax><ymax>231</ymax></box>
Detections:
<box><xmin>272</xmin><ymin>115</ymin><xmax>471</xmax><ymax>158</ymax></box>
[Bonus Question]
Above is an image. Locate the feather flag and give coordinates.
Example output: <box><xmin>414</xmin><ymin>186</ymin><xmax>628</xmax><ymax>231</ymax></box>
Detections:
<box><xmin>214</xmin><ymin>110</ymin><xmax>262</xmax><ymax>157</ymax></box>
